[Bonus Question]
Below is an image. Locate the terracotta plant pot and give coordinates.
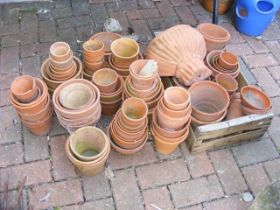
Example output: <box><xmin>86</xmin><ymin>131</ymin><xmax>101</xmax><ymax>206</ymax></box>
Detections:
<box><xmin>49</xmin><ymin>51</ymin><xmax>74</xmax><ymax>71</ymax></box>
<box><xmin>191</xmin><ymin>108</ymin><xmax>227</xmax><ymax>126</ymax></box>
<box><xmin>163</xmin><ymin>86</ymin><xmax>190</xmax><ymax>111</ymax></box>
<box><xmin>83</xmin><ymin>39</ymin><xmax>105</xmax><ymax>62</ymax></box>
<box><xmin>59</xmin><ymin>83</ymin><xmax>95</xmax><ymax>110</ymax></box>
<box><xmin>189</xmin><ymin>81</ymin><xmax>230</xmax><ymax>122</ymax></box>
<box><xmin>129</xmin><ymin>59</ymin><xmax>158</xmax><ymax>89</ymax></box>
<box><xmin>215</xmin><ymin>73</ymin><xmax>238</xmax><ymax>95</ymax></box>
<box><xmin>100</xmin><ymin>76</ymin><xmax>124</xmax><ymax>102</ymax></box>
<box><xmin>146</xmin><ymin>24</ymin><xmax>212</xmax><ymax>86</ymax></box>
<box><xmin>158</xmin><ymin>97</ymin><xmax>191</xmax><ymax>118</ymax></box>
<box><xmin>197</xmin><ymin>23</ymin><xmax>230</xmax><ymax>51</ymax></box>
<box><xmin>65</xmin><ymin>133</ymin><xmax>110</xmax><ymax>176</ymax></box>
<box><xmin>241</xmin><ymin>104</ymin><xmax>270</xmax><ymax>115</ymax></box>
<box><xmin>202</xmin><ymin>0</ymin><xmax>234</xmax><ymax>15</ymax></box>
<box><xmin>10</xmin><ymin>75</ymin><xmax>37</xmax><ymax>103</ymax></box>
<box><xmin>84</xmin><ymin>59</ymin><xmax>104</xmax><ymax>72</ymax></box>
<box><xmin>69</xmin><ymin>126</ymin><xmax>109</xmax><ymax>162</ymax></box>
<box><xmin>218</xmin><ymin>52</ymin><xmax>238</xmax><ymax>70</ymax></box>
<box><xmin>49</xmin><ymin>42</ymin><xmax>71</xmax><ymax>61</ymax></box>
<box><xmin>240</xmin><ymin>86</ymin><xmax>271</xmax><ymax>111</ymax></box>
<box><xmin>226</xmin><ymin>98</ymin><xmax>243</xmax><ymax>120</ymax></box>
<box><xmin>111</xmin><ymin>38</ymin><xmax>139</xmax><ymax>69</ymax></box>
<box><xmin>92</xmin><ymin>68</ymin><xmax>118</xmax><ymax>93</ymax></box>
<box><xmin>91</xmin><ymin>32</ymin><xmax>121</xmax><ymax>55</ymax></box>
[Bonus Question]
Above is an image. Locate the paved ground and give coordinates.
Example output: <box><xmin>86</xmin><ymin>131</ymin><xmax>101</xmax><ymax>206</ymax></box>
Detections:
<box><xmin>0</xmin><ymin>0</ymin><xmax>280</xmax><ymax>209</ymax></box>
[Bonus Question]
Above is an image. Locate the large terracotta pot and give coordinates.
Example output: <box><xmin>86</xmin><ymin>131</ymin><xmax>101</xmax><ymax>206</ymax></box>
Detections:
<box><xmin>202</xmin><ymin>0</ymin><xmax>234</xmax><ymax>15</ymax></box>
<box><xmin>189</xmin><ymin>81</ymin><xmax>230</xmax><ymax>122</ymax></box>
<box><xmin>65</xmin><ymin>134</ymin><xmax>110</xmax><ymax>176</ymax></box>
<box><xmin>146</xmin><ymin>24</ymin><xmax>212</xmax><ymax>86</ymax></box>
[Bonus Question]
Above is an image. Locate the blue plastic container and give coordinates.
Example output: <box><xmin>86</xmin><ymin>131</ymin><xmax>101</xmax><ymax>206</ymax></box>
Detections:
<box><xmin>235</xmin><ymin>0</ymin><xmax>280</xmax><ymax>36</ymax></box>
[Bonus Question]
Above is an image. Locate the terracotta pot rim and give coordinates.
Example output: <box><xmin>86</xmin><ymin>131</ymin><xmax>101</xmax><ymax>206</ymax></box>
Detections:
<box><xmin>240</xmin><ymin>86</ymin><xmax>271</xmax><ymax>110</ymax></box>
<box><xmin>49</xmin><ymin>42</ymin><xmax>71</xmax><ymax>60</ymax></box>
<box><xmin>219</xmin><ymin>52</ymin><xmax>238</xmax><ymax>67</ymax></box>
<box><xmin>83</xmin><ymin>39</ymin><xmax>105</xmax><ymax>54</ymax></box>
<box><xmin>215</xmin><ymin>73</ymin><xmax>238</xmax><ymax>93</ymax></box>
<box><xmin>158</xmin><ymin>97</ymin><xmax>192</xmax><ymax>117</ymax></box>
<box><xmin>191</xmin><ymin>108</ymin><xmax>227</xmax><ymax>125</ymax></box>
<box><xmin>157</xmin><ymin>102</ymin><xmax>191</xmax><ymax>121</ymax></box>
<box><xmin>92</xmin><ymin>68</ymin><xmax>118</xmax><ymax>89</ymax></box>
<box><xmin>129</xmin><ymin>59</ymin><xmax>159</xmax><ymax>79</ymax></box>
<box><xmin>189</xmin><ymin>80</ymin><xmax>230</xmax><ymax>117</ymax></box>
<box><xmin>197</xmin><ymin>23</ymin><xmax>230</xmax><ymax>41</ymax></box>
<box><xmin>111</xmin><ymin>37</ymin><xmax>139</xmax><ymax>60</ymax></box>
<box><xmin>163</xmin><ymin>86</ymin><xmax>190</xmax><ymax>110</ymax></box>
<box><xmin>121</xmin><ymin>97</ymin><xmax>148</xmax><ymax>123</ymax></box>
<box><xmin>10</xmin><ymin>75</ymin><xmax>36</xmax><ymax>99</ymax></box>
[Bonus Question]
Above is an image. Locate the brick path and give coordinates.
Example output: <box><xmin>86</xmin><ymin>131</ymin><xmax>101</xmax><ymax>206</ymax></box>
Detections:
<box><xmin>0</xmin><ymin>0</ymin><xmax>280</xmax><ymax>209</ymax></box>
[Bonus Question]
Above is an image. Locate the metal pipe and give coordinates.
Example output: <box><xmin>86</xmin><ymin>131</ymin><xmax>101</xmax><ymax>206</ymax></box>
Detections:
<box><xmin>212</xmin><ymin>0</ymin><xmax>219</xmax><ymax>24</ymax></box>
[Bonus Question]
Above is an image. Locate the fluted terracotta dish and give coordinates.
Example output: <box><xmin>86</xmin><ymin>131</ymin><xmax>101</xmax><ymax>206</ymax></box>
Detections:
<box><xmin>146</xmin><ymin>24</ymin><xmax>212</xmax><ymax>86</ymax></box>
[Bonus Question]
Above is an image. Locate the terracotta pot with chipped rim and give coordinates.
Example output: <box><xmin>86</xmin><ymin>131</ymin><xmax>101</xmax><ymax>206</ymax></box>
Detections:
<box><xmin>215</xmin><ymin>73</ymin><xmax>238</xmax><ymax>95</ymax></box>
<box><xmin>65</xmin><ymin>135</ymin><xmax>110</xmax><ymax>176</ymax></box>
<box><xmin>49</xmin><ymin>42</ymin><xmax>71</xmax><ymax>61</ymax></box>
<box><xmin>91</xmin><ymin>32</ymin><xmax>121</xmax><ymax>56</ymax></box>
<box><xmin>152</xmin><ymin>109</ymin><xmax>191</xmax><ymax>139</ymax></box>
<box><xmin>189</xmin><ymin>81</ymin><xmax>230</xmax><ymax>122</ymax></box>
<box><xmin>83</xmin><ymin>39</ymin><xmax>105</xmax><ymax>62</ymax></box>
<box><xmin>121</xmin><ymin>97</ymin><xmax>148</xmax><ymax>127</ymax></box>
<box><xmin>163</xmin><ymin>86</ymin><xmax>190</xmax><ymax>111</ymax></box>
<box><xmin>240</xmin><ymin>86</ymin><xmax>272</xmax><ymax>111</ymax></box>
<box><xmin>92</xmin><ymin>68</ymin><xmax>118</xmax><ymax>93</ymax></box>
<box><xmin>69</xmin><ymin>126</ymin><xmax>109</xmax><ymax>162</ymax></box>
<box><xmin>111</xmin><ymin>38</ymin><xmax>140</xmax><ymax>69</ymax></box>
<box><xmin>202</xmin><ymin>0</ymin><xmax>234</xmax><ymax>15</ymax></box>
<box><xmin>129</xmin><ymin>59</ymin><xmax>158</xmax><ymax>89</ymax></box>
<box><xmin>9</xmin><ymin>78</ymin><xmax>49</xmax><ymax>115</ymax></box>
<box><xmin>10</xmin><ymin>75</ymin><xmax>37</xmax><ymax>103</ymax></box>
<box><xmin>218</xmin><ymin>52</ymin><xmax>238</xmax><ymax>70</ymax></box>
<box><xmin>108</xmin><ymin>124</ymin><xmax>148</xmax><ymax>155</ymax></box>
<box><xmin>151</xmin><ymin>125</ymin><xmax>189</xmax><ymax>155</ymax></box>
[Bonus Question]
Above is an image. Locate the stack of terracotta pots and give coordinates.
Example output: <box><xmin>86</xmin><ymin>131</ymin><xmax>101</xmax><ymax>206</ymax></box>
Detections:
<box><xmin>41</xmin><ymin>42</ymin><xmax>82</xmax><ymax>93</ymax></box>
<box><xmin>123</xmin><ymin>59</ymin><xmax>164</xmax><ymax>120</ymax></box>
<box><xmin>197</xmin><ymin>23</ymin><xmax>230</xmax><ymax>51</ymax></box>
<box><xmin>92</xmin><ymin>68</ymin><xmax>124</xmax><ymax>115</ymax></box>
<box><xmin>189</xmin><ymin>81</ymin><xmax>230</xmax><ymax>126</ymax></box>
<box><xmin>109</xmin><ymin>37</ymin><xmax>143</xmax><ymax>79</ymax></box>
<box><xmin>53</xmin><ymin>79</ymin><xmax>101</xmax><ymax>132</ymax></box>
<box><xmin>206</xmin><ymin>51</ymin><xmax>240</xmax><ymax>78</ymax></box>
<box><xmin>151</xmin><ymin>87</ymin><xmax>192</xmax><ymax>154</ymax></box>
<box><xmin>65</xmin><ymin>126</ymin><xmax>110</xmax><ymax>176</ymax></box>
<box><xmin>9</xmin><ymin>75</ymin><xmax>53</xmax><ymax>135</ymax></box>
<box><xmin>240</xmin><ymin>86</ymin><xmax>272</xmax><ymax>115</ymax></box>
<box><xmin>82</xmin><ymin>39</ymin><xmax>111</xmax><ymax>80</ymax></box>
<box><xmin>108</xmin><ymin>97</ymin><xmax>149</xmax><ymax>155</ymax></box>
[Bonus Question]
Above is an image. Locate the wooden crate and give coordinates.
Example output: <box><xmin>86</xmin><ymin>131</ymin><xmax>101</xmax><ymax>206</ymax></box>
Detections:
<box><xmin>162</xmin><ymin>59</ymin><xmax>274</xmax><ymax>153</ymax></box>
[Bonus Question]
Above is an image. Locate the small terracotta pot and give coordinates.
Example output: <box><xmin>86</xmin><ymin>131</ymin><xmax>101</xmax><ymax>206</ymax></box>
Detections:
<box><xmin>152</xmin><ymin>109</ymin><xmax>190</xmax><ymax>139</ymax></box>
<box><xmin>111</xmin><ymin>38</ymin><xmax>140</xmax><ymax>69</ymax></box>
<box><xmin>49</xmin><ymin>42</ymin><xmax>71</xmax><ymax>61</ymax></box>
<box><xmin>10</xmin><ymin>75</ymin><xmax>37</xmax><ymax>103</ymax></box>
<box><xmin>189</xmin><ymin>81</ymin><xmax>230</xmax><ymax>122</ymax></box>
<box><xmin>100</xmin><ymin>76</ymin><xmax>124</xmax><ymax>102</ymax></box>
<box><xmin>151</xmin><ymin>126</ymin><xmax>189</xmax><ymax>155</ymax></box>
<box><xmin>240</xmin><ymin>86</ymin><xmax>271</xmax><ymax>111</ymax></box>
<box><xmin>49</xmin><ymin>51</ymin><xmax>74</xmax><ymax>71</ymax></box>
<box><xmin>202</xmin><ymin>0</ymin><xmax>233</xmax><ymax>15</ymax></box>
<box><xmin>158</xmin><ymin>97</ymin><xmax>191</xmax><ymax>118</ymax></box>
<box><xmin>215</xmin><ymin>73</ymin><xmax>238</xmax><ymax>95</ymax></box>
<box><xmin>129</xmin><ymin>59</ymin><xmax>158</xmax><ymax>89</ymax></box>
<box><xmin>92</xmin><ymin>68</ymin><xmax>118</xmax><ymax>93</ymax></box>
<box><xmin>65</xmin><ymin>135</ymin><xmax>110</xmax><ymax>176</ymax></box>
<box><xmin>163</xmin><ymin>86</ymin><xmax>190</xmax><ymax>111</ymax></box>
<box><xmin>59</xmin><ymin>83</ymin><xmax>95</xmax><ymax>110</ymax></box>
<box><xmin>107</xmin><ymin>124</ymin><xmax>148</xmax><ymax>155</ymax></box>
<box><xmin>91</xmin><ymin>32</ymin><xmax>121</xmax><ymax>55</ymax></box>
<box><xmin>226</xmin><ymin>98</ymin><xmax>243</xmax><ymax>120</ymax></box>
<box><xmin>83</xmin><ymin>39</ymin><xmax>105</xmax><ymax>62</ymax></box>
<box><xmin>69</xmin><ymin>126</ymin><xmax>109</xmax><ymax>162</ymax></box>
<box><xmin>212</xmin><ymin>54</ymin><xmax>238</xmax><ymax>74</ymax></box>
<box><xmin>121</xmin><ymin>97</ymin><xmax>148</xmax><ymax>127</ymax></box>
<box><xmin>218</xmin><ymin>52</ymin><xmax>238</xmax><ymax>70</ymax></box>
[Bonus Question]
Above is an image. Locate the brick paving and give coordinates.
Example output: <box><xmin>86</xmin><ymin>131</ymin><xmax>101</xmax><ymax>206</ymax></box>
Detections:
<box><xmin>0</xmin><ymin>0</ymin><xmax>279</xmax><ymax>209</ymax></box>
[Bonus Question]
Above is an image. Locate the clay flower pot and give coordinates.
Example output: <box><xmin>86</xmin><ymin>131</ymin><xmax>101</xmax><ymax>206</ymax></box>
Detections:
<box><xmin>226</xmin><ymin>98</ymin><xmax>243</xmax><ymax>120</ymax></box>
<box><xmin>10</xmin><ymin>75</ymin><xmax>37</xmax><ymax>103</ymax></box>
<box><xmin>163</xmin><ymin>87</ymin><xmax>190</xmax><ymax>111</ymax></box>
<box><xmin>121</xmin><ymin>97</ymin><xmax>148</xmax><ymax>127</ymax></box>
<box><xmin>65</xmin><ymin>134</ymin><xmax>110</xmax><ymax>176</ymax></box>
<box><xmin>191</xmin><ymin>109</ymin><xmax>227</xmax><ymax>126</ymax></box>
<box><xmin>197</xmin><ymin>23</ymin><xmax>230</xmax><ymax>51</ymax></box>
<box><xmin>49</xmin><ymin>42</ymin><xmax>71</xmax><ymax>61</ymax></box>
<box><xmin>151</xmin><ymin>125</ymin><xmax>189</xmax><ymax>155</ymax></box>
<box><xmin>215</xmin><ymin>73</ymin><xmax>238</xmax><ymax>95</ymax></box>
<box><xmin>158</xmin><ymin>97</ymin><xmax>191</xmax><ymax>118</ymax></box>
<box><xmin>189</xmin><ymin>81</ymin><xmax>230</xmax><ymax>122</ymax></box>
<box><xmin>111</xmin><ymin>38</ymin><xmax>139</xmax><ymax>69</ymax></box>
<box><xmin>83</xmin><ymin>39</ymin><xmax>105</xmax><ymax>62</ymax></box>
<box><xmin>92</xmin><ymin>68</ymin><xmax>118</xmax><ymax>93</ymax></box>
<box><xmin>240</xmin><ymin>86</ymin><xmax>271</xmax><ymax>111</ymax></box>
<box><xmin>202</xmin><ymin>0</ymin><xmax>234</xmax><ymax>15</ymax></box>
<box><xmin>129</xmin><ymin>59</ymin><xmax>158</xmax><ymax>89</ymax></box>
<box><xmin>49</xmin><ymin>51</ymin><xmax>74</xmax><ymax>71</ymax></box>
<box><xmin>91</xmin><ymin>32</ymin><xmax>121</xmax><ymax>56</ymax></box>
<box><xmin>241</xmin><ymin>104</ymin><xmax>270</xmax><ymax>115</ymax></box>
<box><xmin>59</xmin><ymin>83</ymin><xmax>94</xmax><ymax>110</ymax></box>
<box><xmin>69</xmin><ymin>126</ymin><xmax>109</xmax><ymax>162</ymax></box>
<box><xmin>100</xmin><ymin>76</ymin><xmax>124</xmax><ymax>102</ymax></box>
<box><xmin>218</xmin><ymin>52</ymin><xmax>238</xmax><ymax>70</ymax></box>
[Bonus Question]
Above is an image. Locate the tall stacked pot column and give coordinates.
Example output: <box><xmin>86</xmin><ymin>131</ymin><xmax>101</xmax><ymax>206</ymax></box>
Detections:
<box><xmin>151</xmin><ymin>87</ymin><xmax>192</xmax><ymax>154</ymax></box>
<box><xmin>9</xmin><ymin>75</ymin><xmax>53</xmax><ymax>135</ymax></box>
